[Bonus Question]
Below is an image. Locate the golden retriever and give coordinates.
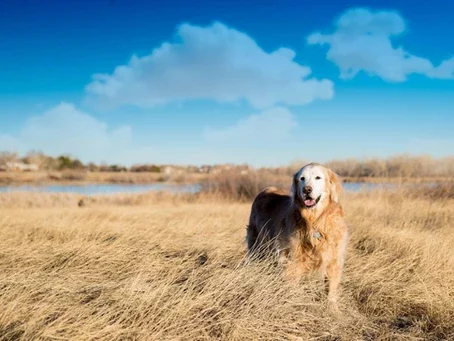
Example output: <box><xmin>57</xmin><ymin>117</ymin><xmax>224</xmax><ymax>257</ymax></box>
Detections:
<box><xmin>246</xmin><ymin>163</ymin><xmax>348</xmax><ymax>306</ymax></box>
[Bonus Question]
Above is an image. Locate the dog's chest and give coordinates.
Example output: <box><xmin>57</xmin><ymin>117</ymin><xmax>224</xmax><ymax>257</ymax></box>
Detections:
<box><xmin>290</xmin><ymin>229</ymin><xmax>328</xmax><ymax>262</ymax></box>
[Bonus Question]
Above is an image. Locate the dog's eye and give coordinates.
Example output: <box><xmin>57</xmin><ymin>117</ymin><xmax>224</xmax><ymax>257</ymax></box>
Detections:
<box><xmin>315</xmin><ymin>176</ymin><xmax>321</xmax><ymax>180</ymax></box>
<box><xmin>300</xmin><ymin>177</ymin><xmax>305</xmax><ymax>181</ymax></box>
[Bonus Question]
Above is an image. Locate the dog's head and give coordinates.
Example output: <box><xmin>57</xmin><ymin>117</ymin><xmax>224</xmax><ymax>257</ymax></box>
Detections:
<box><xmin>291</xmin><ymin>163</ymin><xmax>342</xmax><ymax>210</ymax></box>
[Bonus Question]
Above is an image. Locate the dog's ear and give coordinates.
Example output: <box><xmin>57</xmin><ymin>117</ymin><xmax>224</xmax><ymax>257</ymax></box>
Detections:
<box><xmin>327</xmin><ymin>169</ymin><xmax>342</xmax><ymax>203</ymax></box>
<box><xmin>290</xmin><ymin>171</ymin><xmax>300</xmax><ymax>204</ymax></box>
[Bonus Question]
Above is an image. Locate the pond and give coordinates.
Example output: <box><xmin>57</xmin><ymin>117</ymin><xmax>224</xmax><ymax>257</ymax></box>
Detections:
<box><xmin>0</xmin><ymin>183</ymin><xmax>201</xmax><ymax>195</ymax></box>
<box><xmin>0</xmin><ymin>182</ymin><xmax>394</xmax><ymax>195</ymax></box>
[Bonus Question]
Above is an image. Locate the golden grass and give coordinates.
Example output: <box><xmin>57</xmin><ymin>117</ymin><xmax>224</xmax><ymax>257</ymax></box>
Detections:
<box><xmin>0</xmin><ymin>189</ymin><xmax>453</xmax><ymax>340</ymax></box>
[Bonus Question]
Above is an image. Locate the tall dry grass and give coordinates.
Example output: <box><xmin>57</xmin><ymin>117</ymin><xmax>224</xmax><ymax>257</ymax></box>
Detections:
<box><xmin>325</xmin><ymin>155</ymin><xmax>454</xmax><ymax>178</ymax></box>
<box><xmin>200</xmin><ymin>169</ymin><xmax>291</xmax><ymax>201</ymax></box>
<box><xmin>0</xmin><ymin>184</ymin><xmax>453</xmax><ymax>340</ymax></box>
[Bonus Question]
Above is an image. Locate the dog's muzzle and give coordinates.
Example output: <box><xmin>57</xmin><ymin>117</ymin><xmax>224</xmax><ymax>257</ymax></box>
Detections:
<box><xmin>303</xmin><ymin>195</ymin><xmax>321</xmax><ymax>208</ymax></box>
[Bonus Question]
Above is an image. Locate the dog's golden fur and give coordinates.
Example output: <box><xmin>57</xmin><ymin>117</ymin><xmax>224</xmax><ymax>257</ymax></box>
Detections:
<box><xmin>246</xmin><ymin>163</ymin><xmax>348</xmax><ymax>306</ymax></box>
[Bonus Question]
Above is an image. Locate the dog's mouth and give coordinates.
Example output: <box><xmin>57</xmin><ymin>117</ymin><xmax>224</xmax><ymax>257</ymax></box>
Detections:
<box><xmin>303</xmin><ymin>195</ymin><xmax>321</xmax><ymax>208</ymax></box>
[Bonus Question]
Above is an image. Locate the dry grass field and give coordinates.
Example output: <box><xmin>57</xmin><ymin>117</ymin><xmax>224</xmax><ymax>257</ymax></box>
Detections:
<box><xmin>0</xmin><ymin>185</ymin><xmax>453</xmax><ymax>340</ymax></box>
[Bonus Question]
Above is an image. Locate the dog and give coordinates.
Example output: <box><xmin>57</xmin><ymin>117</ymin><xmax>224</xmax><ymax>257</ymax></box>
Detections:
<box><xmin>246</xmin><ymin>162</ymin><xmax>348</xmax><ymax>306</ymax></box>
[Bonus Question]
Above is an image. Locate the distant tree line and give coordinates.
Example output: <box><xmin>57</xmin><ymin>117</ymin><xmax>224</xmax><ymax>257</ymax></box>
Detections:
<box><xmin>0</xmin><ymin>151</ymin><xmax>152</xmax><ymax>173</ymax></box>
<box><xmin>1</xmin><ymin>151</ymin><xmax>453</xmax><ymax>177</ymax></box>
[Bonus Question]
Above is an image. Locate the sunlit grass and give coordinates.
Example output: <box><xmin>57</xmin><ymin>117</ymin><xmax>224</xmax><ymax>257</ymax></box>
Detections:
<box><xmin>0</xmin><ymin>186</ymin><xmax>453</xmax><ymax>340</ymax></box>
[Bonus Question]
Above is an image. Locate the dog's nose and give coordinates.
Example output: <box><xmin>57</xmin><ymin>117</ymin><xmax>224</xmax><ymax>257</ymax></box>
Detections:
<box><xmin>303</xmin><ymin>186</ymin><xmax>313</xmax><ymax>194</ymax></box>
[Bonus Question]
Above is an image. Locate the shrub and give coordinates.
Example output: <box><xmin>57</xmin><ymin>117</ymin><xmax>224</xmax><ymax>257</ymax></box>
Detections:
<box><xmin>130</xmin><ymin>164</ymin><xmax>161</xmax><ymax>173</ymax></box>
<box><xmin>0</xmin><ymin>152</ymin><xmax>18</xmax><ymax>166</ymax></box>
<box><xmin>108</xmin><ymin>164</ymin><xmax>127</xmax><ymax>172</ymax></box>
<box><xmin>57</xmin><ymin>155</ymin><xmax>85</xmax><ymax>170</ymax></box>
<box><xmin>87</xmin><ymin>163</ymin><xmax>99</xmax><ymax>172</ymax></box>
<box><xmin>200</xmin><ymin>169</ymin><xmax>289</xmax><ymax>201</ymax></box>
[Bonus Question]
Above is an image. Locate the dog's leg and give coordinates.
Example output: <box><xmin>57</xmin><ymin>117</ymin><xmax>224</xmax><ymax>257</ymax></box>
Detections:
<box><xmin>325</xmin><ymin>260</ymin><xmax>342</xmax><ymax>310</ymax></box>
<box><xmin>246</xmin><ymin>223</ymin><xmax>259</xmax><ymax>257</ymax></box>
<box><xmin>276</xmin><ymin>246</ymin><xmax>290</xmax><ymax>265</ymax></box>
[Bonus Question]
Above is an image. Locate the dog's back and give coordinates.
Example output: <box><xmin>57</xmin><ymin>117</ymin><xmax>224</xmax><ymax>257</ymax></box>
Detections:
<box><xmin>246</xmin><ymin>187</ymin><xmax>291</xmax><ymax>257</ymax></box>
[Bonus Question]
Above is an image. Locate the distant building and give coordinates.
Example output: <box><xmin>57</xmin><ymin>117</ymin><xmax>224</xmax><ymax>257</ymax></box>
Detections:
<box><xmin>198</xmin><ymin>165</ymin><xmax>212</xmax><ymax>173</ymax></box>
<box><xmin>5</xmin><ymin>162</ymin><xmax>39</xmax><ymax>172</ymax></box>
<box><xmin>164</xmin><ymin>166</ymin><xmax>173</xmax><ymax>175</ymax></box>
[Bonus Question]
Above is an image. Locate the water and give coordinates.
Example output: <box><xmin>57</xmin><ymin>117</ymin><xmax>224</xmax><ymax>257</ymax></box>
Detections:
<box><xmin>341</xmin><ymin>182</ymin><xmax>396</xmax><ymax>192</ymax></box>
<box><xmin>0</xmin><ymin>183</ymin><xmax>201</xmax><ymax>195</ymax></box>
<box><xmin>0</xmin><ymin>182</ymin><xmax>393</xmax><ymax>196</ymax></box>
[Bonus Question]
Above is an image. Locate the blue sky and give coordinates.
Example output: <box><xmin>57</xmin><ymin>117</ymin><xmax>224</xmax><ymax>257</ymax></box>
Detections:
<box><xmin>1</xmin><ymin>0</ymin><xmax>453</xmax><ymax>166</ymax></box>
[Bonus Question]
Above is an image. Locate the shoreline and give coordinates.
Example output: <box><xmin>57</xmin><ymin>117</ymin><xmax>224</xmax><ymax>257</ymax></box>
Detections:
<box><xmin>0</xmin><ymin>171</ymin><xmax>452</xmax><ymax>186</ymax></box>
<box><xmin>0</xmin><ymin>171</ymin><xmax>207</xmax><ymax>186</ymax></box>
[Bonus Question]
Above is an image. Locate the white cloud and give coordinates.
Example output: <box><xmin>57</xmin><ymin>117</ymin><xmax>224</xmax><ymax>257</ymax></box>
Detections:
<box><xmin>308</xmin><ymin>8</ymin><xmax>454</xmax><ymax>82</ymax></box>
<box><xmin>204</xmin><ymin>107</ymin><xmax>297</xmax><ymax>143</ymax></box>
<box><xmin>85</xmin><ymin>22</ymin><xmax>334</xmax><ymax>109</ymax></box>
<box><xmin>1</xmin><ymin>102</ymin><xmax>133</xmax><ymax>163</ymax></box>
